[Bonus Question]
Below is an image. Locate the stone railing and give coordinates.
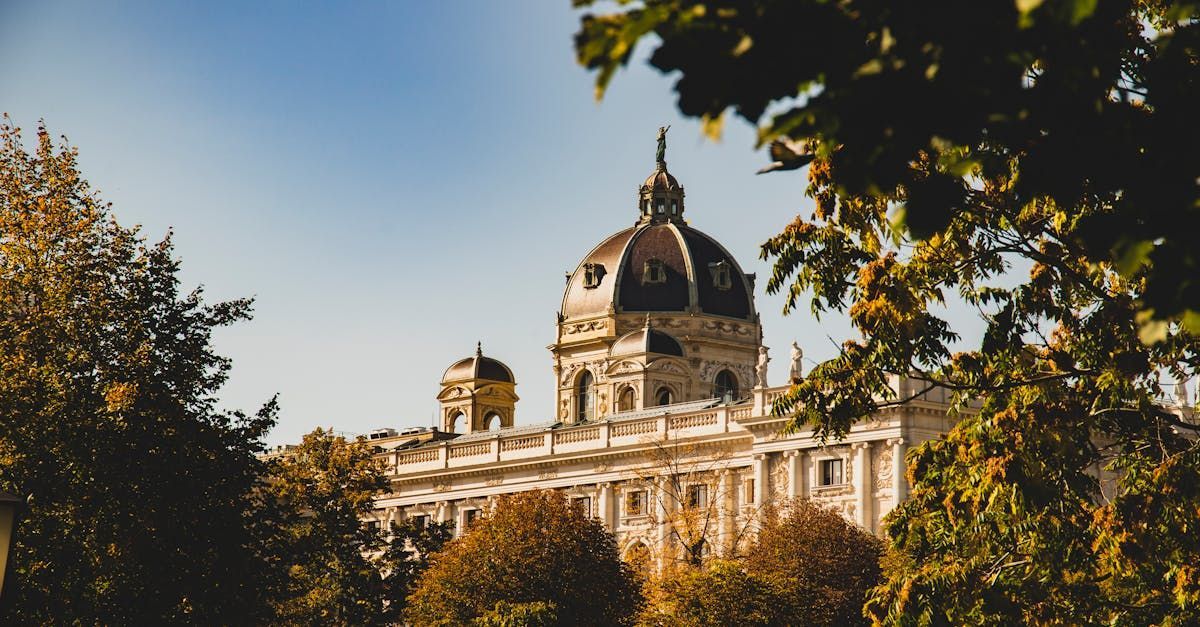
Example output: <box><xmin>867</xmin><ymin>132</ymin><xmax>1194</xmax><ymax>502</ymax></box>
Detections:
<box><xmin>390</xmin><ymin>397</ymin><xmax>771</xmax><ymax>474</ymax></box>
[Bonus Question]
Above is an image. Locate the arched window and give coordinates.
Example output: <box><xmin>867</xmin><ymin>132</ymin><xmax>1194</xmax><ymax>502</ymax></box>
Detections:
<box><xmin>484</xmin><ymin>412</ymin><xmax>501</xmax><ymax>430</ymax></box>
<box><xmin>575</xmin><ymin>371</ymin><xmax>595</xmax><ymax>422</ymax></box>
<box><xmin>714</xmin><ymin>370</ymin><xmax>739</xmax><ymax>401</ymax></box>
<box><xmin>655</xmin><ymin>386</ymin><xmax>673</xmax><ymax>406</ymax></box>
<box><xmin>617</xmin><ymin>386</ymin><xmax>636</xmax><ymax>412</ymax></box>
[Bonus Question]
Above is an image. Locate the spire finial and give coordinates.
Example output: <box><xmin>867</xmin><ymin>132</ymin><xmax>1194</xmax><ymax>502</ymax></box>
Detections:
<box><xmin>643</xmin><ymin>313</ymin><xmax>652</xmax><ymax>330</ymax></box>
<box><xmin>656</xmin><ymin>125</ymin><xmax>670</xmax><ymax>166</ymax></box>
<box><xmin>476</xmin><ymin>341</ymin><xmax>483</xmax><ymax>357</ymax></box>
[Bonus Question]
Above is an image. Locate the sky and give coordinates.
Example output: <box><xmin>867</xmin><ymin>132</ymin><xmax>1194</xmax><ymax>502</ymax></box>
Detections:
<box><xmin>0</xmin><ymin>2</ymin><xmax>984</xmax><ymax>445</ymax></box>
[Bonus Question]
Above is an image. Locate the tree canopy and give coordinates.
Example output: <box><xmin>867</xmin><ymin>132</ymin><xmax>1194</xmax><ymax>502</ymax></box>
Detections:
<box><xmin>404</xmin><ymin>489</ymin><xmax>642</xmax><ymax>626</ymax></box>
<box><xmin>267</xmin><ymin>427</ymin><xmax>408</xmax><ymax>626</ymax></box>
<box><xmin>0</xmin><ymin>118</ymin><xmax>280</xmax><ymax>624</ymax></box>
<box><xmin>575</xmin><ymin>2</ymin><xmax>1200</xmax><ymax>623</ymax></box>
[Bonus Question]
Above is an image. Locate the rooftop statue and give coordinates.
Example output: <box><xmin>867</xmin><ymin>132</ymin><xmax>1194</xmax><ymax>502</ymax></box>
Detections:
<box><xmin>656</xmin><ymin>125</ymin><xmax>670</xmax><ymax>164</ymax></box>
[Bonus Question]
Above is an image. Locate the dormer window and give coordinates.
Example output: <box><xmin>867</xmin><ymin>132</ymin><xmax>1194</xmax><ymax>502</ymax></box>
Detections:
<box><xmin>670</xmin><ymin>199</ymin><xmax>678</xmax><ymax>215</ymax></box>
<box><xmin>656</xmin><ymin>198</ymin><xmax>665</xmax><ymax>214</ymax></box>
<box><xmin>583</xmin><ymin>263</ymin><xmax>605</xmax><ymax>289</ymax></box>
<box><xmin>709</xmin><ymin>260</ymin><xmax>732</xmax><ymax>290</ymax></box>
<box><xmin>643</xmin><ymin>258</ymin><xmax>666</xmax><ymax>285</ymax></box>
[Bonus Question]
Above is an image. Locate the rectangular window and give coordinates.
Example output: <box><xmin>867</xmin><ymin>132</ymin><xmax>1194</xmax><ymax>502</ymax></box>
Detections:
<box><xmin>411</xmin><ymin>514</ymin><xmax>429</xmax><ymax>529</ymax></box>
<box><xmin>686</xmin><ymin>484</ymin><xmax>708</xmax><ymax>509</ymax></box>
<box><xmin>464</xmin><ymin>509</ymin><xmax>481</xmax><ymax>527</ymax></box>
<box><xmin>365</xmin><ymin>520</ymin><xmax>381</xmax><ymax>534</ymax></box>
<box><xmin>820</xmin><ymin>458</ymin><xmax>844</xmax><ymax>486</ymax></box>
<box><xmin>572</xmin><ymin>496</ymin><xmax>592</xmax><ymax>517</ymax></box>
<box><xmin>625</xmin><ymin>490</ymin><xmax>646</xmax><ymax>516</ymax></box>
<box><xmin>745</xmin><ymin>478</ymin><xmax>756</xmax><ymax>504</ymax></box>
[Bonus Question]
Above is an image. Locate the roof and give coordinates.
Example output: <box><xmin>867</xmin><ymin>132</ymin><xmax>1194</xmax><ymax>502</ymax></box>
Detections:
<box><xmin>561</xmin><ymin>222</ymin><xmax>755</xmax><ymax>321</ymax></box>
<box><xmin>441</xmin><ymin>346</ymin><xmax>516</xmax><ymax>384</ymax></box>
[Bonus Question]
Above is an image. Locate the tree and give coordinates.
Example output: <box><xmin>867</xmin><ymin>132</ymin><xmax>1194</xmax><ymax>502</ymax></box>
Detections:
<box><xmin>379</xmin><ymin>514</ymin><xmax>454</xmax><ymax>622</ymax></box>
<box><xmin>0</xmin><ymin>117</ymin><xmax>281</xmax><ymax>624</ymax></box>
<box><xmin>575</xmin><ymin>2</ymin><xmax>1200</xmax><ymax>623</ymax></box>
<box><xmin>637</xmin><ymin>560</ymin><xmax>788</xmax><ymax>627</ymax></box>
<box><xmin>267</xmin><ymin>427</ymin><xmax>393</xmax><ymax>625</ymax></box>
<box><xmin>632</xmin><ymin>438</ymin><xmax>760</xmax><ymax>569</ymax></box>
<box><xmin>746</xmin><ymin>500</ymin><xmax>882</xmax><ymax>626</ymax></box>
<box><xmin>404</xmin><ymin>489</ymin><xmax>642</xmax><ymax>626</ymax></box>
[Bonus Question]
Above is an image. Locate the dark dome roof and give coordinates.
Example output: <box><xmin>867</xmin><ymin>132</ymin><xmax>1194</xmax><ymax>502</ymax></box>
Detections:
<box><xmin>561</xmin><ymin>222</ymin><xmax>755</xmax><ymax>321</ymax></box>
<box><xmin>441</xmin><ymin>347</ymin><xmax>515</xmax><ymax>384</ymax></box>
<box><xmin>611</xmin><ymin>327</ymin><xmax>685</xmax><ymax>357</ymax></box>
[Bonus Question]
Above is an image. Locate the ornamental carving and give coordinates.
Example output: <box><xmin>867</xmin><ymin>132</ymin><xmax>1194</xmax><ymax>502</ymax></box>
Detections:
<box><xmin>485</xmin><ymin>476</ymin><xmax>504</xmax><ymax>486</ymax></box>
<box><xmin>433</xmin><ymin>482</ymin><xmax>451</xmax><ymax>493</ymax></box>
<box><xmin>872</xmin><ymin>446</ymin><xmax>893</xmax><ymax>490</ymax></box>
<box><xmin>594</xmin><ymin>463</ymin><xmax>611</xmax><ymax>473</ymax></box>
<box><xmin>660</xmin><ymin>318</ymin><xmax>689</xmax><ymax>329</ymax></box>
<box><xmin>538</xmin><ymin>470</ymin><xmax>558</xmax><ymax>480</ymax></box>
<box><xmin>769</xmin><ymin>455</ymin><xmax>789</xmax><ymax>500</ymax></box>
<box><xmin>701</xmin><ymin>320</ymin><xmax>753</xmax><ymax>336</ymax></box>
<box><xmin>699</xmin><ymin>361</ymin><xmax>753</xmax><ymax>387</ymax></box>
<box><xmin>565</xmin><ymin>320</ymin><xmax>605</xmax><ymax>335</ymax></box>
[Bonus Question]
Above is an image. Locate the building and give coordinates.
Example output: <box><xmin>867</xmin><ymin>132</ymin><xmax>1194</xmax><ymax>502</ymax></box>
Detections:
<box><xmin>355</xmin><ymin>135</ymin><xmax>963</xmax><ymax>567</ymax></box>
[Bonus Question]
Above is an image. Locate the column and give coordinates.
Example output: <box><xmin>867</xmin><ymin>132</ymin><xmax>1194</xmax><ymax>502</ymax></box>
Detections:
<box><xmin>851</xmin><ymin>442</ymin><xmax>872</xmax><ymax>529</ymax></box>
<box><xmin>753</xmin><ymin>453</ymin><xmax>769</xmax><ymax>508</ymax></box>
<box><xmin>716</xmin><ymin>470</ymin><xmax>731</xmax><ymax>556</ymax></box>
<box><xmin>786</xmin><ymin>450</ymin><xmax>806</xmax><ymax>499</ymax></box>
<box><xmin>890</xmin><ymin>438</ymin><xmax>908</xmax><ymax>505</ymax></box>
<box><xmin>598</xmin><ymin>482</ymin><xmax>614</xmax><ymax>530</ymax></box>
<box><xmin>655</xmin><ymin>478</ymin><xmax>671</xmax><ymax>570</ymax></box>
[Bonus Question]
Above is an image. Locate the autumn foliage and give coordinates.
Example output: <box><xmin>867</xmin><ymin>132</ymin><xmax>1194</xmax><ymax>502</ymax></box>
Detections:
<box><xmin>404</xmin><ymin>489</ymin><xmax>642</xmax><ymax>626</ymax></box>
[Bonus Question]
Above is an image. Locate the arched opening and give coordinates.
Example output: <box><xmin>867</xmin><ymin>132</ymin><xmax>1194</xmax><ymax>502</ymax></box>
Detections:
<box><xmin>617</xmin><ymin>386</ymin><xmax>636</xmax><ymax>412</ymax></box>
<box><xmin>624</xmin><ymin>542</ymin><xmax>653</xmax><ymax>576</ymax></box>
<box><xmin>655</xmin><ymin>386</ymin><xmax>673</xmax><ymax>406</ymax></box>
<box><xmin>714</xmin><ymin>370</ymin><xmax>739</xmax><ymax>402</ymax></box>
<box><xmin>484</xmin><ymin>412</ymin><xmax>501</xmax><ymax>431</ymax></box>
<box><xmin>575</xmin><ymin>371</ymin><xmax>595</xmax><ymax>422</ymax></box>
<box><xmin>447</xmin><ymin>410</ymin><xmax>465</xmax><ymax>434</ymax></box>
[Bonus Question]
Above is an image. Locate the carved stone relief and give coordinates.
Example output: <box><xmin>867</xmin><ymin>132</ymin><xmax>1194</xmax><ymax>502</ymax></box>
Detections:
<box><xmin>769</xmin><ymin>455</ymin><xmax>789</xmax><ymax>500</ymax></box>
<box><xmin>872</xmin><ymin>445</ymin><xmax>893</xmax><ymax>490</ymax></box>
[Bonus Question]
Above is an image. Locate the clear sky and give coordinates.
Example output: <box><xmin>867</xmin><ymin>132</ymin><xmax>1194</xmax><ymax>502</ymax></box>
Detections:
<box><xmin>0</xmin><ymin>2</ymin><xmax>983</xmax><ymax>445</ymax></box>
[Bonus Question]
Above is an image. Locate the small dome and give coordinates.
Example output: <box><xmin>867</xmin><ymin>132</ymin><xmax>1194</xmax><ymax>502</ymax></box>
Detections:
<box><xmin>642</xmin><ymin>167</ymin><xmax>680</xmax><ymax>191</ymax></box>
<box><xmin>611</xmin><ymin>326</ymin><xmax>684</xmax><ymax>357</ymax></box>
<box><xmin>441</xmin><ymin>343</ymin><xmax>515</xmax><ymax>384</ymax></box>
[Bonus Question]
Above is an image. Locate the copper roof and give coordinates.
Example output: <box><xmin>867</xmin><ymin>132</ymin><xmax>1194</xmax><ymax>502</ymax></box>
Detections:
<box><xmin>561</xmin><ymin>222</ymin><xmax>756</xmax><ymax>321</ymax></box>
<box><xmin>441</xmin><ymin>352</ymin><xmax>515</xmax><ymax>384</ymax></box>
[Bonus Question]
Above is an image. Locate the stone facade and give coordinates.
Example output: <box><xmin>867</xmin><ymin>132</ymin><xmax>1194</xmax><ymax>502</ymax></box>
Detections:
<box><xmin>320</xmin><ymin>142</ymin><xmax>969</xmax><ymax>568</ymax></box>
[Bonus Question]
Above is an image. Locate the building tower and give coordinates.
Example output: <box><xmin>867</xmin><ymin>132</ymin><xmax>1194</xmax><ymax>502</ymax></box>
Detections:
<box><xmin>437</xmin><ymin>343</ymin><xmax>518</xmax><ymax>434</ymax></box>
<box><xmin>552</xmin><ymin>128</ymin><xmax>761</xmax><ymax>424</ymax></box>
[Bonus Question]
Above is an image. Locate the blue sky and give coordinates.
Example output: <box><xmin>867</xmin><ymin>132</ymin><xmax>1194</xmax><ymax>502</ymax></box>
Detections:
<box><xmin>1</xmin><ymin>2</ymin><xmax>982</xmax><ymax>444</ymax></box>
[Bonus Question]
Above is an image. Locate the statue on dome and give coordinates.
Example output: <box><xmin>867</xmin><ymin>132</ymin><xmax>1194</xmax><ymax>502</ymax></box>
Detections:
<box><xmin>656</xmin><ymin>125</ymin><xmax>670</xmax><ymax>164</ymax></box>
<box><xmin>789</xmin><ymin>341</ymin><xmax>803</xmax><ymax>382</ymax></box>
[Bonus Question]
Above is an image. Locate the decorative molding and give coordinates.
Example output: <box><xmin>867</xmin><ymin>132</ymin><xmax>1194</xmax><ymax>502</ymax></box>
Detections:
<box><xmin>485</xmin><ymin>475</ymin><xmax>504</xmax><ymax>486</ymax></box>
<box><xmin>700</xmin><ymin>319</ymin><xmax>753</xmax><ymax>336</ymax></box>
<box><xmin>538</xmin><ymin>470</ymin><xmax>558</xmax><ymax>480</ymax></box>
<box><xmin>565</xmin><ymin>320</ymin><xmax>606</xmax><ymax>335</ymax></box>
<box><xmin>433</xmin><ymin>482</ymin><xmax>452</xmax><ymax>493</ymax></box>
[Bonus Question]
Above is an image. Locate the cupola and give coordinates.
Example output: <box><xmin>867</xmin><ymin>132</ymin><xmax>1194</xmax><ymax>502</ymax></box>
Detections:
<box><xmin>638</xmin><ymin>126</ymin><xmax>685</xmax><ymax>225</ymax></box>
<box><xmin>437</xmin><ymin>342</ymin><xmax>518</xmax><ymax>434</ymax></box>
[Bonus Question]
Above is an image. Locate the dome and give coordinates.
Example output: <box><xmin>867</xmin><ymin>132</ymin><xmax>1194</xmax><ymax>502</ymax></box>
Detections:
<box><xmin>642</xmin><ymin>168</ymin><xmax>680</xmax><ymax>191</ymax></box>
<box><xmin>611</xmin><ymin>325</ymin><xmax>685</xmax><ymax>357</ymax></box>
<box><xmin>441</xmin><ymin>343</ymin><xmax>515</xmax><ymax>384</ymax></box>
<box><xmin>561</xmin><ymin>222</ymin><xmax>756</xmax><ymax>321</ymax></box>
